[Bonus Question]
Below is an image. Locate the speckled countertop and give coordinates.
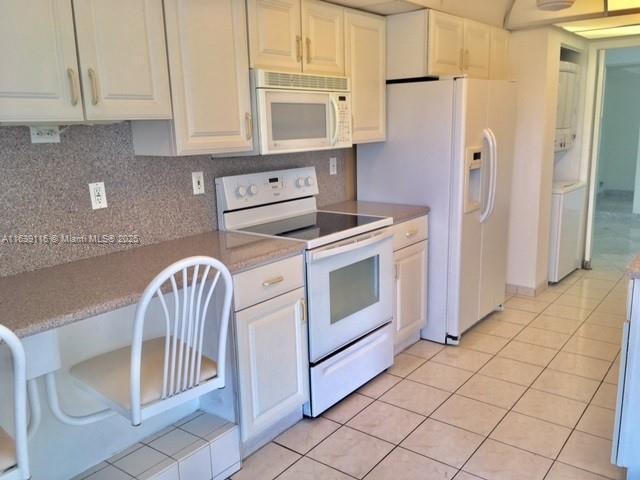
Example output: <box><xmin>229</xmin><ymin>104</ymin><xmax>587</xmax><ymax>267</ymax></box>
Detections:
<box><xmin>1</xmin><ymin>201</ymin><xmax>429</xmax><ymax>338</ymax></box>
<box><xmin>0</xmin><ymin>231</ymin><xmax>305</xmax><ymax>338</ymax></box>
<box><xmin>627</xmin><ymin>255</ymin><xmax>640</xmax><ymax>279</ymax></box>
<box><xmin>322</xmin><ymin>200</ymin><xmax>430</xmax><ymax>223</ymax></box>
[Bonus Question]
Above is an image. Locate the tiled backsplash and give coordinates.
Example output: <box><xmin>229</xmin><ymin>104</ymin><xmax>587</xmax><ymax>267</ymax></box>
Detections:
<box><xmin>0</xmin><ymin>123</ymin><xmax>356</xmax><ymax>277</ymax></box>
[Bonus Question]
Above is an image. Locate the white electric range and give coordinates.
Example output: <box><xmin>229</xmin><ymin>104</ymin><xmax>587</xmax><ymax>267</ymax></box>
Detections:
<box><xmin>216</xmin><ymin>167</ymin><xmax>394</xmax><ymax>416</ymax></box>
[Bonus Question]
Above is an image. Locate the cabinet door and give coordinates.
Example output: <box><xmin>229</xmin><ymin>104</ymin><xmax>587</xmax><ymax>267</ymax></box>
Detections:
<box><xmin>247</xmin><ymin>0</ymin><xmax>302</xmax><ymax>72</ymax></box>
<box><xmin>427</xmin><ymin>10</ymin><xmax>464</xmax><ymax>77</ymax></box>
<box><xmin>394</xmin><ymin>242</ymin><xmax>427</xmax><ymax>351</ymax></box>
<box><xmin>235</xmin><ymin>288</ymin><xmax>309</xmax><ymax>443</ymax></box>
<box><xmin>345</xmin><ymin>10</ymin><xmax>386</xmax><ymax>144</ymax></box>
<box><xmin>463</xmin><ymin>20</ymin><xmax>491</xmax><ymax>79</ymax></box>
<box><xmin>163</xmin><ymin>0</ymin><xmax>253</xmax><ymax>155</ymax></box>
<box><xmin>73</xmin><ymin>0</ymin><xmax>172</xmax><ymax>121</ymax></box>
<box><xmin>302</xmin><ymin>0</ymin><xmax>345</xmax><ymax>75</ymax></box>
<box><xmin>489</xmin><ymin>27</ymin><xmax>511</xmax><ymax>80</ymax></box>
<box><xmin>0</xmin><ymin>0</ymin><xmax>84</xmax><ymax>123</ymax></box>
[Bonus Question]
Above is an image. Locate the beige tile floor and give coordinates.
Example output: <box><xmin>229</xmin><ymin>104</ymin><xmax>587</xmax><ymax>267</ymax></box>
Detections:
<box><xmin>232</xmin><ymin>267</ymin><xmax>629</xmax><ymax>480</ymax></box>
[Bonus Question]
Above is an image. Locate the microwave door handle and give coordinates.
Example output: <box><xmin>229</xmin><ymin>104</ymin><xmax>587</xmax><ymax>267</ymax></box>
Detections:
<box><xmin>330</xmin><ymin>96</ymin><xmax>339</xmax><ymax>146</ymax></box>
<box><xmin>308</xmin><ymin>230</ymin><xmax>393</xmax><ymax>263</ymax></box>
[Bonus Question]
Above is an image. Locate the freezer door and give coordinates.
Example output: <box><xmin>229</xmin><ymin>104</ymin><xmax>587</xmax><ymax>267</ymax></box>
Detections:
<box><xmin>357</xmin><ymin>80</ymin><xmax>455</xmax><ymax>343</ymax></box>
<box><xmin>447</xmin><ymin>78</ymin><xmax>488</xmax><ymax>337</ymax></box>
<box><xmin>478</xmin><ymin>80</ymin><xmax>516</xmax><ymax>320</ymax></box>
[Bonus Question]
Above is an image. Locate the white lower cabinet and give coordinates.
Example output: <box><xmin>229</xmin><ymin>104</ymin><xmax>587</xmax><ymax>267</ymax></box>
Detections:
<box><xmin>234</xmin><ymin>287</ymin><xmax>309</xmax><ymax>450</ymax></box>
<box><xmin>392</xmin><ymin>217</ymin><xmax>428</xmax><ymax>353</ymax></box>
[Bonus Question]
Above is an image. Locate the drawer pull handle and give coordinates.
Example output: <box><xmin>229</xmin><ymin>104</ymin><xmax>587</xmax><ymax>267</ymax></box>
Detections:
<box><xmin>405</xmin><ymin>229</ymin><xmax>419</xmax><ymax>238</ymax></box>
<box><xmin>262</xmin><ymin>275</ymin><xmax>284</xmax><ymax>287</ymax></box>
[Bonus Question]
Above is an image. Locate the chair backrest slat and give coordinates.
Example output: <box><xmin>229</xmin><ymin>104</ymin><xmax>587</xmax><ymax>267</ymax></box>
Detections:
<box><xmin>0</xmin><ymin>325</ymin><xmax>30</xmax><ymax>480</ymax></box>
<box><xmin>130</xmin><ymin>256</ymin><xmax>233</xmax><ymax>426</ymax></box>
<box><xmin>189</xmin><ymin>265</ymin><xmax>211</xmax><ymax>388</ymax></box>
<box><xmin>168</xmin><ymin>275</ymin><xmax>180</xmax><ymax>397</ymax></box>
<box><xmin>196</xmin><ymin>270</ymin><xmax>220</xmax><ymax>384</ymax></box>
<box><xmin>156</xmin><ymin>290</ymin><xmax>172</xmax><ymax>399</ymax></box>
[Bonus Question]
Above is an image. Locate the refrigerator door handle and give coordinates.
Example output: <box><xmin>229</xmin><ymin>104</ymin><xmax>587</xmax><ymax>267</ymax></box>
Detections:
<box><xmin>480</xmin><ymin>128</ymin><xmax>497</xmax><ymax>223</ymax></box>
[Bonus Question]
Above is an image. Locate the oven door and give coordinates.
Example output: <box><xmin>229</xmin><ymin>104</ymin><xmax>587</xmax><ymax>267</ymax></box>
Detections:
<box><xmin>306</xmin><ymin>229</ymin><xmax>394</xmax><ymax>363</ymax></box>
<box><xmin>256</xmin><ymin>89</ymin><xmax>338</xmax><ymax>154</ymax></box>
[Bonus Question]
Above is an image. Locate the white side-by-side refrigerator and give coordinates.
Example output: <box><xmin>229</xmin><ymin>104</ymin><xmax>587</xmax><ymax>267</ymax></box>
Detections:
<box><xmin>357</xmin><ymin>77</ymin><xmax>516</xmax><ymax>344</ymax></box>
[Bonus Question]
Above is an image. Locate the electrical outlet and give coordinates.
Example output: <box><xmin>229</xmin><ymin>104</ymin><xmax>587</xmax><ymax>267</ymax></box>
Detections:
<box><xmin>89</xmin><ymin>182</ymin><xmax>107</xmax><ymax>210</ymax></box>
<box><xmin>30</xmin><ymin>126</ymin><xmax>61</xmax><ymax>144</ymax></box>
<box><xmin>329</xmin><ymin>157</ymin><xmax>338</xmax><ymax>176</ymax></box>
<box><xmin>192</xmin><ymin>171</ymin><xmax>205</xmax><ymax>195</ymax></box>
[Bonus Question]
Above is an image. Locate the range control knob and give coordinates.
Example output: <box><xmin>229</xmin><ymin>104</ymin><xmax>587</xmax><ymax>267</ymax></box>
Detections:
<box><xmin>248</xmin><ymin>184</ymin><xmax>258</xmax><ymax>195</ymax></box>
<box><xmin>305</xmin><ymin>176</ymin><xmax>314</xmax><ymax>186</ymax></box>
<box><xmin>236</xmin><ymin>185</ymin><xmax>247</xmax><ymax>198</ymax></box>
<box><xmin>296</xmin><ymin>177</ymin><xmax>305</xmax><ymax>187</ymax></box>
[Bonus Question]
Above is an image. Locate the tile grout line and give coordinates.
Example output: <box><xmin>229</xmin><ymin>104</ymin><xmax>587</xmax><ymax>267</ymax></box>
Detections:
<box><xmin>541</xmin><ymin>271</ymin><xmax>625</xmax><ymax>480</ymax></box>
<box><xmin>258</xmin><ymin>269</ymin><xmax>627</xmax><ymax>480</ymax></box>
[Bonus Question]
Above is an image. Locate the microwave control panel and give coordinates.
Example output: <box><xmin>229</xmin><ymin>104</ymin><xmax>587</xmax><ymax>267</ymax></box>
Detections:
<box><xmin>335</xmin><ymin>94</ymin><xmax>352</xmax><ymax>145</ymax></box>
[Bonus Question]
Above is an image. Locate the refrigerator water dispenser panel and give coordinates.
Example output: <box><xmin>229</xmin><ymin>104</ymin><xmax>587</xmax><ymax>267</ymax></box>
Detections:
<box><xmin>464</xmin><ymin>147</ymin><xmax>482</xmax><ymax>213</ymax></box>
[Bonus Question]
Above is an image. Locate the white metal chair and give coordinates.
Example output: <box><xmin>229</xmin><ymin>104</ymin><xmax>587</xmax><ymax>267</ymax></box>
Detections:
<box><xmin>0</xmin><ymin>325</ymin><xmax>30</xmax><ymax>480</ymax></box>
<box><xmin>66</xmin><ymin>256</ymin><xmax>233</xmax><ymax>426</ymax></box>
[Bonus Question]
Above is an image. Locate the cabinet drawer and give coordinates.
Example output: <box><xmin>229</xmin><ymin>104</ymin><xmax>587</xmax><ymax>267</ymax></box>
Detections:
<box><xmin>233</xmin><ymin>255</ymin><xmax>304</xmax><ymax>311</ymax></box>
<box><xmin>392</xmin><ymin>216</ymin><xmax>428</xmax><ymax>251</ymax></box>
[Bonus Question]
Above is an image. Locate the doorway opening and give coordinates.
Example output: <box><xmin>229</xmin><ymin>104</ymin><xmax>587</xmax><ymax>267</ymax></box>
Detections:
<box><xmin>588</xmin><ymin>46</ymin><xmax>640</xmax><ymax>271</ymax></box>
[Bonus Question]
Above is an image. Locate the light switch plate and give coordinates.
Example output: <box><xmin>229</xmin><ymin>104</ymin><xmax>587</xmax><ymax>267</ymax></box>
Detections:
<box><xmin>192</xmin><ymin>172</ymin><xmax>205</xmax><ymax>195</ymax></box>
<box><xmin>89</xmin><ymin>182</ymin><xmax>107</xmax><ymax>209</ymax></box>
<box><xmin>329</xmin><ymin>157</ymin><xmax>337</xmax><ymax>176</ymax></box>
<box><xmin>30</xmin><ymin>126</ymin><xmax>61</xmax><ymax>144</ymax></box>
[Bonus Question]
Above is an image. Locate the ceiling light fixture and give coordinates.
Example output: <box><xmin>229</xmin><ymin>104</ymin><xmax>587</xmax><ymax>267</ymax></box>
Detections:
<box><xmin>537</xmin><ymin>0</ymin><xmax>577</xmax><ymax>10</ymax></box>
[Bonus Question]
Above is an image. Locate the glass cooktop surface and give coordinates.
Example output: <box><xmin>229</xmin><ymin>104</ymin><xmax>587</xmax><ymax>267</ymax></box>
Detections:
<box><xmin>237</xmin><ymin>211</ymin><xmax>383</xmax><ymax>241</ymax></box>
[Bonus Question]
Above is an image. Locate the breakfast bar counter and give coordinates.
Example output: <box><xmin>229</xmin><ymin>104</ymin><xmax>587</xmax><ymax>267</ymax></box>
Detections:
<box><xmin>0</xmin><ymin>230</ymin><xmax>305</xmax><ymax>338</ymax></box>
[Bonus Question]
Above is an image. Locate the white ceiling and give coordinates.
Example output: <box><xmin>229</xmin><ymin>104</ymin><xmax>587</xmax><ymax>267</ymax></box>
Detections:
<box><xmin>335</xmin><ymin>0</ymin><xmax>640</xmax><ymax>39</ymax></box>
<box><xmin>331</xmin><ymin>0</ymin><xmax>513</xmax><ymax>26</ymax></box>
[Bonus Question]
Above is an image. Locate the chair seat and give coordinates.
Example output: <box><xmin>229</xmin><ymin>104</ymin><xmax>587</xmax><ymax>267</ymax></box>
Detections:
<box><xmin>70</xmin><ymin>337</ymin><xmax>218</xmax><ymax>410</ymax></box>
<box><xmin>0</xmin><ymin>427</ymin><xmax>16</xmax><ymax>473</ymax></box>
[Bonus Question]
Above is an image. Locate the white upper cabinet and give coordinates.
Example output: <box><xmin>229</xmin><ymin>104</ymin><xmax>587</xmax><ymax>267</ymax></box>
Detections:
<box><xmin>72</xmin><ymin>0</ymin><xmax>171</xmax><ymax>121</ymax></box>
<box><xmin>386</xmin><ymin>9</ymin><xmax>510</xmax><ymax>80</ymax></box>
<box><xmin>427</xmin><ymin>10</ymin><xmax>464</xmax><ymax>77</ymax></box>
<box><xmin>462</xmin><ymin>19</ymin><xmax>491</xmax><ymax>79</ymax></box>
<box><xmin>132</xmin><ymin>0</ymin><xmax>253</xmax><ymax>156</ymax></box>
<box><xmin>247</xmin><ymin>0</ymin><xmax>302</xmax><ymax>72</ymax></box>
<box><xmin>489</xmin><ymin>27</ymin><xmax>511</xmax><ymax>80</ymax></box>
<box><xmin>302</xmin><ymin>0</ymin><xmax>345</xmax><ymax>75</ymax></box>
<box><xmin>0</xmin><ymin>0</ymin><xmax>171</xmax><ymax>124</ymax></box>
<box><xmin>247</xmin><ymin>0</ymin><xmax>346</xmax><ymax>75</ymax></box>
<box><xmin>0</xmin><ymin>0</ymin><xmax>84</xmax><ymax>123</ymax></box>
<box><xmin>345</xmin><ymin>9</ymin><xmax>385</xmax><ymax>144</ymax></box>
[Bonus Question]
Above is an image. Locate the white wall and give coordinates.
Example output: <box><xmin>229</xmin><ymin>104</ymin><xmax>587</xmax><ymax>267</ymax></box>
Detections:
<box><xmin>597</xmin><ymin>58</ymin><xmax>640</xmax><ymax>193</ymax></box>
<box><xmin>507</xmin><ymin>27</ymin><xmax>588</xmax><ymax>292</ymax></box>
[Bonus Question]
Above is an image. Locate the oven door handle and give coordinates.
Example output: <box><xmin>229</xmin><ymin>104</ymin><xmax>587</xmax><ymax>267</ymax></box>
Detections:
<box><xmin>307</xmin><ymin>230</ymin><xmax>392</xmax><ymax>263</ymax></box>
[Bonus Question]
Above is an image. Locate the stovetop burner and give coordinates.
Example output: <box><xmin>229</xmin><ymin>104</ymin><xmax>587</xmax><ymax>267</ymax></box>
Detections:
<box><xmin>237</xmin><ymin>211</ymin><xmax>383</xmax><ymax>242</ymax></box>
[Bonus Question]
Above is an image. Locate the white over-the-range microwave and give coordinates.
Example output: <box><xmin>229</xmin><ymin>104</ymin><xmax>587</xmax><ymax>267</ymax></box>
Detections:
<box><xmin>241</xmin><ymin>69</ymin><xmax>353</xmax><ymax>156</ymax></box>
